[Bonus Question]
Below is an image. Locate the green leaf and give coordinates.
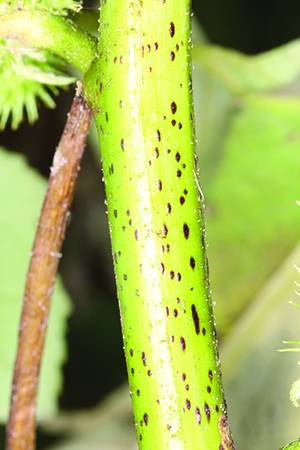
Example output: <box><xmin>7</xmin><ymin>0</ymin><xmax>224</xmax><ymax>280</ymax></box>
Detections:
<box><xmin>0</xmin><ymin>147</ymin><xmax>72</xmax><ymax>422</ymax></box>
<box><xmin>193</xmin><ymin>39</ymin><xmax>300</xmax><ymax>94</ymax></box>
<box><xmin>220</xmin><ymin>243</ymin><xmax>300</xmax><ymax>450</ymax></box>
<box><xmin>203</xmin><ymin>94</ymin><xmax>300</xmax><ymax>333</ymax></box>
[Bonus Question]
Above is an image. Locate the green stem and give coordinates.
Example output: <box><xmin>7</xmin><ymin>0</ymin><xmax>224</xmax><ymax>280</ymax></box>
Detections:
<box><xmin>83</xmin><ymin>1</ymin><xmax>233</xmax><ymax>448</ymax></box>
<box><xmin>281</xmin><ymin>438</ymin><xmax>300</xmax><ymax>450</ymax></box>
<box><xmin>0</xmin><ymin>9</ymin><xmax>97</xmax><ymax>73</ymax></box>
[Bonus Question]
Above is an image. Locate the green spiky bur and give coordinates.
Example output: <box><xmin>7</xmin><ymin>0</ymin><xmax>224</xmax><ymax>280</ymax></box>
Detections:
<box><xmin>0</xmin><ymin>38</ymin><xmax>74</xmax><ymax>129</ymax></box>
<box><xmin>83</xmin><ymin>1</ymin><xmax>232</xmax><ymax>448</ymax></box>
<box><xmin>0</xmin><ymin>5</ymin><xmax>97</xmax><ymax>129</ymax></box>
<box><xmin>0</xmin><ymin>0</ymin><xmax>81</xmax><ymax>15</ymax></box>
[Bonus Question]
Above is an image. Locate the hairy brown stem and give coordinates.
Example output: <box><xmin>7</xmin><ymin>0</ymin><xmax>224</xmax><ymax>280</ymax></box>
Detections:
<box><xmin>6</xmin><ymin>89</ymin><xmax>92</xmax><ymax>450</ymax></box>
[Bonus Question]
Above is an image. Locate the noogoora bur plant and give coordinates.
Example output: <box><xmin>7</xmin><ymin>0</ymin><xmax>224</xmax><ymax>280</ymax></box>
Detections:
<box><xmin>1</xmin><ymin>1</ymin><xmax>299</xmax><ymax>449</ymax></box>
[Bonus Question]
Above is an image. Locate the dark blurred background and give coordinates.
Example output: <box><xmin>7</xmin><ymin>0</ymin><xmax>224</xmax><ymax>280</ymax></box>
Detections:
<box><xmin>1</xmin><ymin>0</ymin><xmax>300</xmax><ymax>418</ymax></box>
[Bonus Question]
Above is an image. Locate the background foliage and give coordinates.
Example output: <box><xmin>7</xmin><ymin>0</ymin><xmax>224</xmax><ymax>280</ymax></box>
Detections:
<box><xmin>2</xmin><ymin>1</ymin><xmax>300</xmax><ymax>449</ymax></box>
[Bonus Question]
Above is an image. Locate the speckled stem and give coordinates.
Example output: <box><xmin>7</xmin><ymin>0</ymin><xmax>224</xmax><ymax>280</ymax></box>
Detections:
<box><xmin>83</xmin><ymin>1</ymin><xmax>233</xmax><ymax>448</ymax></box>
<box><xmin>0</xmin><ymin>9</ymin><xmax>97</xmax><ymax>73</ymax></box>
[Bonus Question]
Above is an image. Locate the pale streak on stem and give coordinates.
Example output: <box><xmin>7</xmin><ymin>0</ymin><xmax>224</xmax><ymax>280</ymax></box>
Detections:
<box><xmin>6</xmin><ymin>88</ymin><xmax>92</xmax><ymax>450</ymax></box>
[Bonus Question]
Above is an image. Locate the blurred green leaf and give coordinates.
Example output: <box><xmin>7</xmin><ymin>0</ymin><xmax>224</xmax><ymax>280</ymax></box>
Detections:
<box><xmin>220</xmin><ymin>243</ymin><xmax>300</xmax><ymax>450</ymax></box>
<box><xmin>201</xmin><ymin>94</ymin><xmax>300</xmax><ymax>332</ymax></box>
<box><xmin>0</xmin><ymin>148</ymin><xmax>72</xmax><ymax>422</ymax></box>
<box><xmin>193</xmin><ymin>39</ymin><xmax>300</xmax><ymax>94</ymax></box>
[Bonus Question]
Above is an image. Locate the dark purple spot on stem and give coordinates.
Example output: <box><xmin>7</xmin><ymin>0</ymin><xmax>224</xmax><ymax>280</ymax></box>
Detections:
<box><xmin>202</xmin><ymin>328</ymin><xmax>206</xmax><ymax>335</ymax></box>
<box><xmin>154</xmin><ymin>42</ymin><xmax>158</xmax><ymax>50</ymax></box>
<box><xmin>171</xmin><ymin>102</ymin><xmax>177</xmax><ymax>114</ymax></box>
<box><xmin>205</xmin><ymin>403</ymin><xmax>210</xmax><ymax>422</ymax></box>
<box><xmin>163</xmin><ymin>224</ymin><xmax>168</xmax><ymax>236</ymax></box>
<box><xmin>167</xmin><ymin>203</ymin><xmax>171</xmax><ymax>213</ymax></box>
<box><xmin>209</xmin><ymin>370</ymin><xmax>213</xmax><ymax>381</ymax></box>
<box><xmin>131</xmin><ymin>368</ymin><xmax>134</xmax><ymax>374</ymax></box>
<box><xmin>155</xmin><ymin>148</ymin><xmax>159</xmax><ymax>158</ymax></box>
<box><xmin>186</xmin><ymin>399</ymin><xmax>191</xmax><ymax>409</ymax></box>
<box><xmin>180</xmin><ymin>196</ymin><xmax>185</xmax><ymax>205</ymax></box>
<box><xmin>135</xmin><ymin>229</ymin><xmax>139</xmax><ymax>241</ymax></box>
<box><xmin>142</xmin><ymin>352</ymin><xmax>147</xmax><ymax>366</ymax></box>
<box><xmin>161</xmin><ymin>263</ymin><xmax>165</xmax><ymax>274</ymax></box>
<box><xmin>175</xmin><ymin>152</ymin><xmax>180</xmax><ymax>162</ymax></box>
<box><xmin>190</xmin><ymin>257</ymin><xmax>195</xmax><ymax>269</ymax></box>
<box><xmin>147</xmin><ymin>370</ymin><xmax>152</xmax><ymax>376</ymax></box>
<box><xmin>158</xmin><ymin>180</ymin><xmax>162</xmax><ymax>191</ymax></box>
<box><xmin>191</xmin><ymin>305</ymin><xmax>200</xmax><ymax>334</ymax></box>
<box><xmin>195</xmin><ymin>407</ymin><xmax>201</xmax><ymax>425</ymax></box>
<box><xmin>166</xmin><ymin>244</ymin><xmax>170</xmax><ymax>252</ymax></box>
<box><xmin>114</xmin><ymin>56</ymin><xmax>117</xmax><ymax>63</ymax></box>
<box><xmin>143</xmin><ymin>413</ymin><xmax>149</xmax><ymax>425</ymax></box>
<box><xmin>166</xmin><ymin>306</ymin><xmax>169</xmax><ymax>316</ymax></box>
<box><xmin>177</xmin><ymin>273</ymin><xmax>181</xmax><ymax>281</ymax></box>
<box><xmin>157</xmin><ymin>130</ymin><xmax>161</xmax><ymax>141</ymax></box>
<box><xmin>185</xmin><ymin>384</ymin><xmax>189</xmax><ymax>390</ymax></box>
<box><xmin>100</xmin><ymin>82</ymin><xmax>103</xmax><ymax>93</ymax></box>
<box><xmin>207</xmin><ymin>386</ymin><xmax>211</xmax><ymax>393</ymax></box>
<box><xmin>130</xmin><ymin>349</ymin><xmax>133</xmax><ymax>356</ymax></box>
<box><xmin>123</xmin><ymin>274</ymin><xmax>127</xmax><ymax>280</ymax></box>
<box><xmin>137</xmin><ymin>389</ymin><xmax>140</xmax><ymax>396</ymax></box>
<box><xmin>206</xmin><ymin>256</ymin><xmax>210</xmax><ymax>277</ymax></box>
<box><xmin>170</xmin><ymin>51</ymin><xmax>175</xmax><ymax>61</ymax></box>
<box><xmin>167</xmin><ymin>149</ymin><xmax>171</xmax><ymax>153</ymax></box>
<box><xmin>177</xmin><ymin>170</ymin><xmax>182</xmax><ymax>177</ymax></box>
<box><xmin>180</xmin><ymin>337</ymin><xmax>186</xmax><ymax>351</ymax></box>
<box><xmin>172</xmin><ymin>119</ymin><xmax>176</xmax><ymax>126</ymax></box>
<box><xmin>147</xmin><ymin>44</ymin><xmax>151</xmax><ymax>52</ymax></box>
<box><xmin>120</xmin><ymin>56</ymin><xmax>123</xmax><ymax>63</ymax></box>
<box><xmin>121</xmin><ymin>138</ymin><xmax>125</xmax><ymax>151</ymax></box>
<box><xmin>182</xmin><ymin>373</ymin><xmax>186</xmax><ymax>380</ymax></box>
<box><xmin>183</xmin><ymin>223</ymin><xmax>189</xmax><ymax>239</ymax></box>
<box><xmin>216</xmin><ymin>405</ymin><xmax>219</xmax><ymax>412</ymax></box>
<box><xmin>173</xmin><ymin>309</ymin><xmax>178</xmax><ymax>317</ymax></box>
<box><xmin>184</xmin><ymin>189</ymin><xmax>188</xmax><ymax>195</ymax></box>
<box><xmin>170</xmin><ymin>271</ymin><xmax>175</xmax><ymax>279</ymax></box>
<box><xmin>178</xmin><ymin>123</ymin><xmax>182</xmax><ymax>129</ymax></box>
<box><xmin>141</xmin><ymin>45</ymin><xmax>144</xmax><ymax>56</ymax></box>
<box><xmin>170</xmin><ymin>22</ymin><xmax>175</xmax><ymax>37</ymax></box>
<box><xmin>114</xmin><ymin>210</ymin><xmax>117</xmax><ymax>217</ymax></box>
<box><xmin>127</xmin><ymin>210</ymin><xmax>130</xmax><ymax>216</ymax></box>
<box><xmin>106</xmin><ymin>112</ymin><xmax>108</xmax><ymax>122</ymax></box>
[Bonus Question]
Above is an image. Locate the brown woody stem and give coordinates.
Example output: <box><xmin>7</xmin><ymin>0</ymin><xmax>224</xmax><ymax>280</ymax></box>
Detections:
<box><xmin>6</xmin><ymin>88</ymin><xmax>92</xmax><ymax>450</ymax></box>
